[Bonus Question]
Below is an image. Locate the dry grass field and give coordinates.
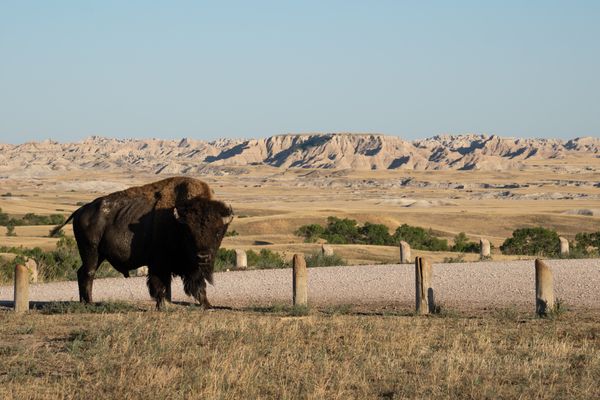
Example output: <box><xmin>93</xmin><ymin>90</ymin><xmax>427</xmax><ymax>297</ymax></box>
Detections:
<box><xmin>0</xmin><ymin>304</ymin><xmax>599</xmax><ymax>399</ymax></box>
<box><xmin>0</xmin><ymin>161</ymin><xmax>599</xmax><ymax>399</ymax></box>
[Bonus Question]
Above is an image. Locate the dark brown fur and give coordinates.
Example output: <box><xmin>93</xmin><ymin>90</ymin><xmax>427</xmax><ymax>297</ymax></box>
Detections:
<box><xmin>51</xmin><ymin>177</ymin><xmax>232</xmax><ymax>309</ymax></box>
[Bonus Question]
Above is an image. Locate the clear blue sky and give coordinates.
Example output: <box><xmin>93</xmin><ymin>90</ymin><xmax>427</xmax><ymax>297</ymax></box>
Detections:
<box><xmin>1</xmin><ymin>1</ymin><xmax>599</xmax><ymax>143</ymax></box>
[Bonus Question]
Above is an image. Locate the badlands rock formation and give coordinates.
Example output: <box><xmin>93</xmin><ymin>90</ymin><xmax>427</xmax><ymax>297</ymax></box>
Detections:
<box><xmin>0</xmin><ymin>133</ymin><xmax>598</xmax><ymax>175</ymax></box>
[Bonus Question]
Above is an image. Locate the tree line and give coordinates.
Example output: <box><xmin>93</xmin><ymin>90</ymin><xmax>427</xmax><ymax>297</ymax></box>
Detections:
<box><xmin>0</xmin><ymin>208</ymin><xmax>66</xmax><ymax>227</ymax></box>
<box><xmin>295</xmin><ymin>217</ymin><xmax>600</xmax><ymax>257</ymax></box>
<box><xmin>295</xmin><ymin>217</ymin><xmax>479</xmax><ymax>253</ymax></box>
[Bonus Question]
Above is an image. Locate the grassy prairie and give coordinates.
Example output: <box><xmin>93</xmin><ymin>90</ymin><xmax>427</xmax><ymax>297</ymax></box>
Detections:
<box><xmin>0</xmin><ymin>304</ymin><xmax>599</xmax><ymax>399</ymax></box>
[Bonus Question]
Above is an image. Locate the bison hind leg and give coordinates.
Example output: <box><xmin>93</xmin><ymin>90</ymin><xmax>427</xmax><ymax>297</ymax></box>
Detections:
<box><xmin>182</xmin><ymin>272</ymin><xmax>211</xmax><ymax>309</ymax></box>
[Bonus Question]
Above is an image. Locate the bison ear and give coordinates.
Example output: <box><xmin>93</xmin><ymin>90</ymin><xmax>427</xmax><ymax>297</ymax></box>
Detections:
<box><xmin>173</xmin><ymin>207</ymin><xmax>184</xmax><ymax>223</ymax></box>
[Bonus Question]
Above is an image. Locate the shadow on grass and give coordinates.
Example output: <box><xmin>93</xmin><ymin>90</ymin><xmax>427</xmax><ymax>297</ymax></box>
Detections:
<box><xmin>0</xmin><ymin>300</ymin><xmax>145</xmax><ymax>314</ymax></box>
<box><xmin>35</xmin><ymin>301</ymin><xmax>144</xmax><ymax>314</ymax></box>
<box><xmin>241</xmin><ymin>303</ymin><xmax>419</xmax><ymax>317</ymax></box>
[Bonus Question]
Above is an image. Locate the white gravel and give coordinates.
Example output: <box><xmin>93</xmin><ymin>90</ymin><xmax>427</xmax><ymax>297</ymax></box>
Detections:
<box><xmin>1</xmin><ymin>259</ymin><xmax>599</xmax><ymax>310</ymax></box>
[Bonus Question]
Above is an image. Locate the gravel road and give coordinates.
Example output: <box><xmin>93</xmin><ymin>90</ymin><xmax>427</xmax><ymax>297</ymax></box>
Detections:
<box><xmin>1</xmin><ymin>259</ymin><xmax>599</xmax><ymax>310</ymax></box>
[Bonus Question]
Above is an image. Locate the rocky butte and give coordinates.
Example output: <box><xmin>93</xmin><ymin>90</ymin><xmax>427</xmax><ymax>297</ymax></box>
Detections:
<box><xmin>0</xmin><ymin>133</ymin><xmax>598</xmax><ymax>175</ymax></box>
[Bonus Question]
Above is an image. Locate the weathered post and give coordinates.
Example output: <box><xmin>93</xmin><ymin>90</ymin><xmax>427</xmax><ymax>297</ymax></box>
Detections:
<box><xmin>14</xmin><ymin>264</ymin><xmax>29</xmax><ymax>313</ymax></box>
<box><xmin>292</xmin><ymin>254</ymin><xmax>308</xmax><ymax>306</ymax></box>
<box><xmin>399</xmin><ymin>241</ymin><xmax>411</xmax><ymax>264</ymax></box>
<box><xmin>235</xmin><ymin>249</ymin><xmax>248</xmax><ymax>269</ymax></box>
<box><xmin>415</xmin><ymin>257</ymin><xmax>434</xmax><ymax>315</ymax></box>
<box><xmin>480</xmin><ymin>238</ymin><xmax>491</xmax><ymax>259</ymax></box>
<box><xmin>321</xmin><ymin>244</ymin><xmax>334</xmax><ymax>257</ymax></box>
<box><xmin>559</xmin><ymin>237</ymin><xmax>569</xmax><ymax>256</ymax></box>
<box><xmin>535</xmin><ymin>259</ymin><xmax>555</xmax><ymax>316</ymax></box>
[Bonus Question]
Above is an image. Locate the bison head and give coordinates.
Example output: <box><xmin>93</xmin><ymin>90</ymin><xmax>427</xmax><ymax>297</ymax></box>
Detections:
<box><xmin>173</xmin><ymin>198</ymin><xmax>234</xmax><ymax>273</ymax></box>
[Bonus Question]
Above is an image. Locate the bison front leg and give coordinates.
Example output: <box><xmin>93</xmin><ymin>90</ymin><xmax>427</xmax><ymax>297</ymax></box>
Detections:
<box><xmin>183</xmin><ymin>274</ymin><xmax>211</xmax><ymax>309</ymax></box>
<box><xmin>195</xmin><ymin>285</ymin><xmax>211</xmax><ymax>309</ymax></box>
<box><xmin>147</xmin><ymin>269</ymin><xmax>172</xmax><ymax>310</ymax></box>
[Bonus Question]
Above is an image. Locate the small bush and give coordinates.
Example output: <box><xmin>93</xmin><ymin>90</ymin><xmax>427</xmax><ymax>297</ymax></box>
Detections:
<box><xmin>294</xmin><ymin>224</ymin><xmax>325</xmax><ymax>243</ymax></box>
<box><xmin>0</xmin><ymin>237</ymin><xmax>120</xmax><ymax>284</ymax></box>
<box><xmin>393</xmin><ymin>224</ymin><xmax>449</xmax><ymax>251</ymax></box>
<box><xmin>322</xmin><ymin>217</ymin><xmax>362</xmax><ymax>244</ymax></box>
<box><xmin>225</xmin><ymin>230</ymin><xmax>239</xmax><ymax>237</ymax></box>
<box><xmin>0</xmin><ymin>208</ymin><xmax>9</xmax><ymax>225</ymax></box>
<box><xmin>214</xmin><ymin>248</ymin><xmax>289</xmax><ymax>271</ymax></box>
<box><xmin>305</xmin><ymin>252</ymin><xmax>346</xmax><ymax>268</ymax></box>
<box><xmin>451</xmin><ymin>232</ymin><xmax>479</xmax><ymax>253</ymax></box>
<box><xmin>500</xmin><ymin>227</ymin><xmax>560</xmax><ymax>256</ymax></box>
<box><xmin>359</xmin><ymin>222</ymin><xmax>394</xmax><ymax>245</ymax></box>
<box><xmin>573</xmin><ymin>231</ymin><xmax>600</xmax><ymax>256</ymax></box>
<box><xmin>247</xmin><ymin>249</ymin><xmax>288</xmax><ymax>269</ymax></box>
<box><xmin>6</xmin><ymin>224</ymin><xmax>16</xmax><ymax>236</ymax></box>
<box><xmin>214</xmin><ymin>248</ymin><xmax>236</xmax><ymax>271</ymax></box>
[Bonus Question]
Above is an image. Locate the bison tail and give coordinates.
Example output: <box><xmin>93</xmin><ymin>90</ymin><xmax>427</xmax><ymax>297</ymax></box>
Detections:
<box><xmin>49</xmin><ymin>210</ymin><xmax>77</xmax><ymax>237</ymax></box>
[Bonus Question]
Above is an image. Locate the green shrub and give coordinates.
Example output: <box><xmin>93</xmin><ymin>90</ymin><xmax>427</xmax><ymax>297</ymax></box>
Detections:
<box><xmin>393</xmin><ymin>224</ymin><xmax>449</xmax><ymax>251</ymax></box>
<box><xmin>305</xmin><ymin>252</ymin><xmax>346</xmax><ymax>268</ymax></box>
<box><xmin>214</xmin><ymin>248</ymin><xmax>236</xmax><ymax>271</ymax></box>
<box><xmin>6</xmin><ymin>224</ymin><xmax>16</xmax><ymax>236</ymax></box>
<box><xmin>322</xmin><ymin>217</ymin><xmax>362</xmax><ymax>244</ymax></box>
<box><xmin>0</xmin><ymin>208</ymin><xmax>9</xmax><ymax>225</ymax></box>
<box><xmin>0</xmin><ymin>254</ymin><xmax>26</xmax><ymax>283</ymax></box>
<box><xmin>359</xmin><ymin>222</ymin><xmax>393</xmax><ymax>245</ymax></box>
<box><xmin>0</xmin><ymin>209</ymin><xmax>66</xmax><ymax>227</ymax></box>
<box><xmin>295</xmin><ymin>217</ymin><xmax>450</xmax><ymax>251</ymax></box>
<box><xmin>294</xmin><ymin>224</ymin><xmax>325</xmax><ymax>243</ymax></box>
<box><xmin>500</xmin><ymin>227</ymin><xmax>561</xmax><ymax>256</ymax></box>
<box><xmin>574</xmin><ymin>231</ymin><xmax>600</xmax><ymax>256</ymax></box>
<box><xmin>451</xmin><ymin>232</ymin><xmax>480</xmax><ymax>253</ymax></box>
<box><xmin>247</xmin><ymin>249</ymin><xmax>288</xmax><ymax>269</ymax></box>
<box><xmin>214</xmin><ymin>248</ymin><xmax>289</xmax><ymax>271</ymax></box>
<box><xmin>0</xmin><ymin>237</ymin><xmax>120</xmax><ymax>283</ymax></box>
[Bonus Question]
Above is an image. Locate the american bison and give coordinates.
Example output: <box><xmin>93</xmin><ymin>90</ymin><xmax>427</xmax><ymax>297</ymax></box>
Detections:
<box><xmin>51</xmin><ymin>177</ymin><xmax>233</xmax><ymax>309</ymax></box>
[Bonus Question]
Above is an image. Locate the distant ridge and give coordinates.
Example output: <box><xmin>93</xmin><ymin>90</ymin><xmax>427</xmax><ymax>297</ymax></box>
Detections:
<box><xmin>1</xmin><ymin>133</ymin><xmax>598</xmax><ymax>175</ymax></box>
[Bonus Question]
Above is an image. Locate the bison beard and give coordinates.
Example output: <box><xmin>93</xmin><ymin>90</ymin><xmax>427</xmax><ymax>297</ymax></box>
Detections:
<box><xmin>51</xmin><ymin>177</ymin><xmax>233</xmax><ymax>309</ymax></box>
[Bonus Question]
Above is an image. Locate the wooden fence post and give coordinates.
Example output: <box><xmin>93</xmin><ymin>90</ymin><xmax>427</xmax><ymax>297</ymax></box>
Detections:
<box><xmin>415</xmin><ymin>257</ymin><xmax>434</xmax><ymax>315</ymax></box>
<box><xmin>293</xmin><ymin>254</ymin><xmax>308</xmax><ymax>306</ymax></box>
<box><xmin>399</xmin><ymin>241</ymin><xmax>411</xmax><ymax>264</ymax></box>
<box><xmin>535</xmin><ymin>259</ymin><xmax>555</xmax><ymax>316</ymax></box>
<box><xmin>559</xmin><ymin>237</ymin><xmax>569</xmax><ymax>256</ymax></box>
<box><xmin>14</xmin><ymin>264</ymin><xmax>29</xmax><ymax>313</ymax></box>
<box><xmin>235</xmin><ymin>249</ymin><xmax>248</xmax><ymax>269</ymax></box>
<box><xmin>480</xmin><ymin>238</ymin><xmax>491</xmax><ymax>259</ymax></box>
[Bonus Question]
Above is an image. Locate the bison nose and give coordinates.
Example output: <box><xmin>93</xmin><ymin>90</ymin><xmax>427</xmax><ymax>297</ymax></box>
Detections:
<box><xmin>196</xmin><ymin>253</ymin><xmax>211</xmax><ymax>263</ymax></box>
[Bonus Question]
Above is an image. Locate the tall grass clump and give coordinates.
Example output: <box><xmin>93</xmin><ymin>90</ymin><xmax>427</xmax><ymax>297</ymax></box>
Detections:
<box><xmin>305</xmin><ymin>252</ymin><xmax>346</xmax><ymax>268</ymax></box>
